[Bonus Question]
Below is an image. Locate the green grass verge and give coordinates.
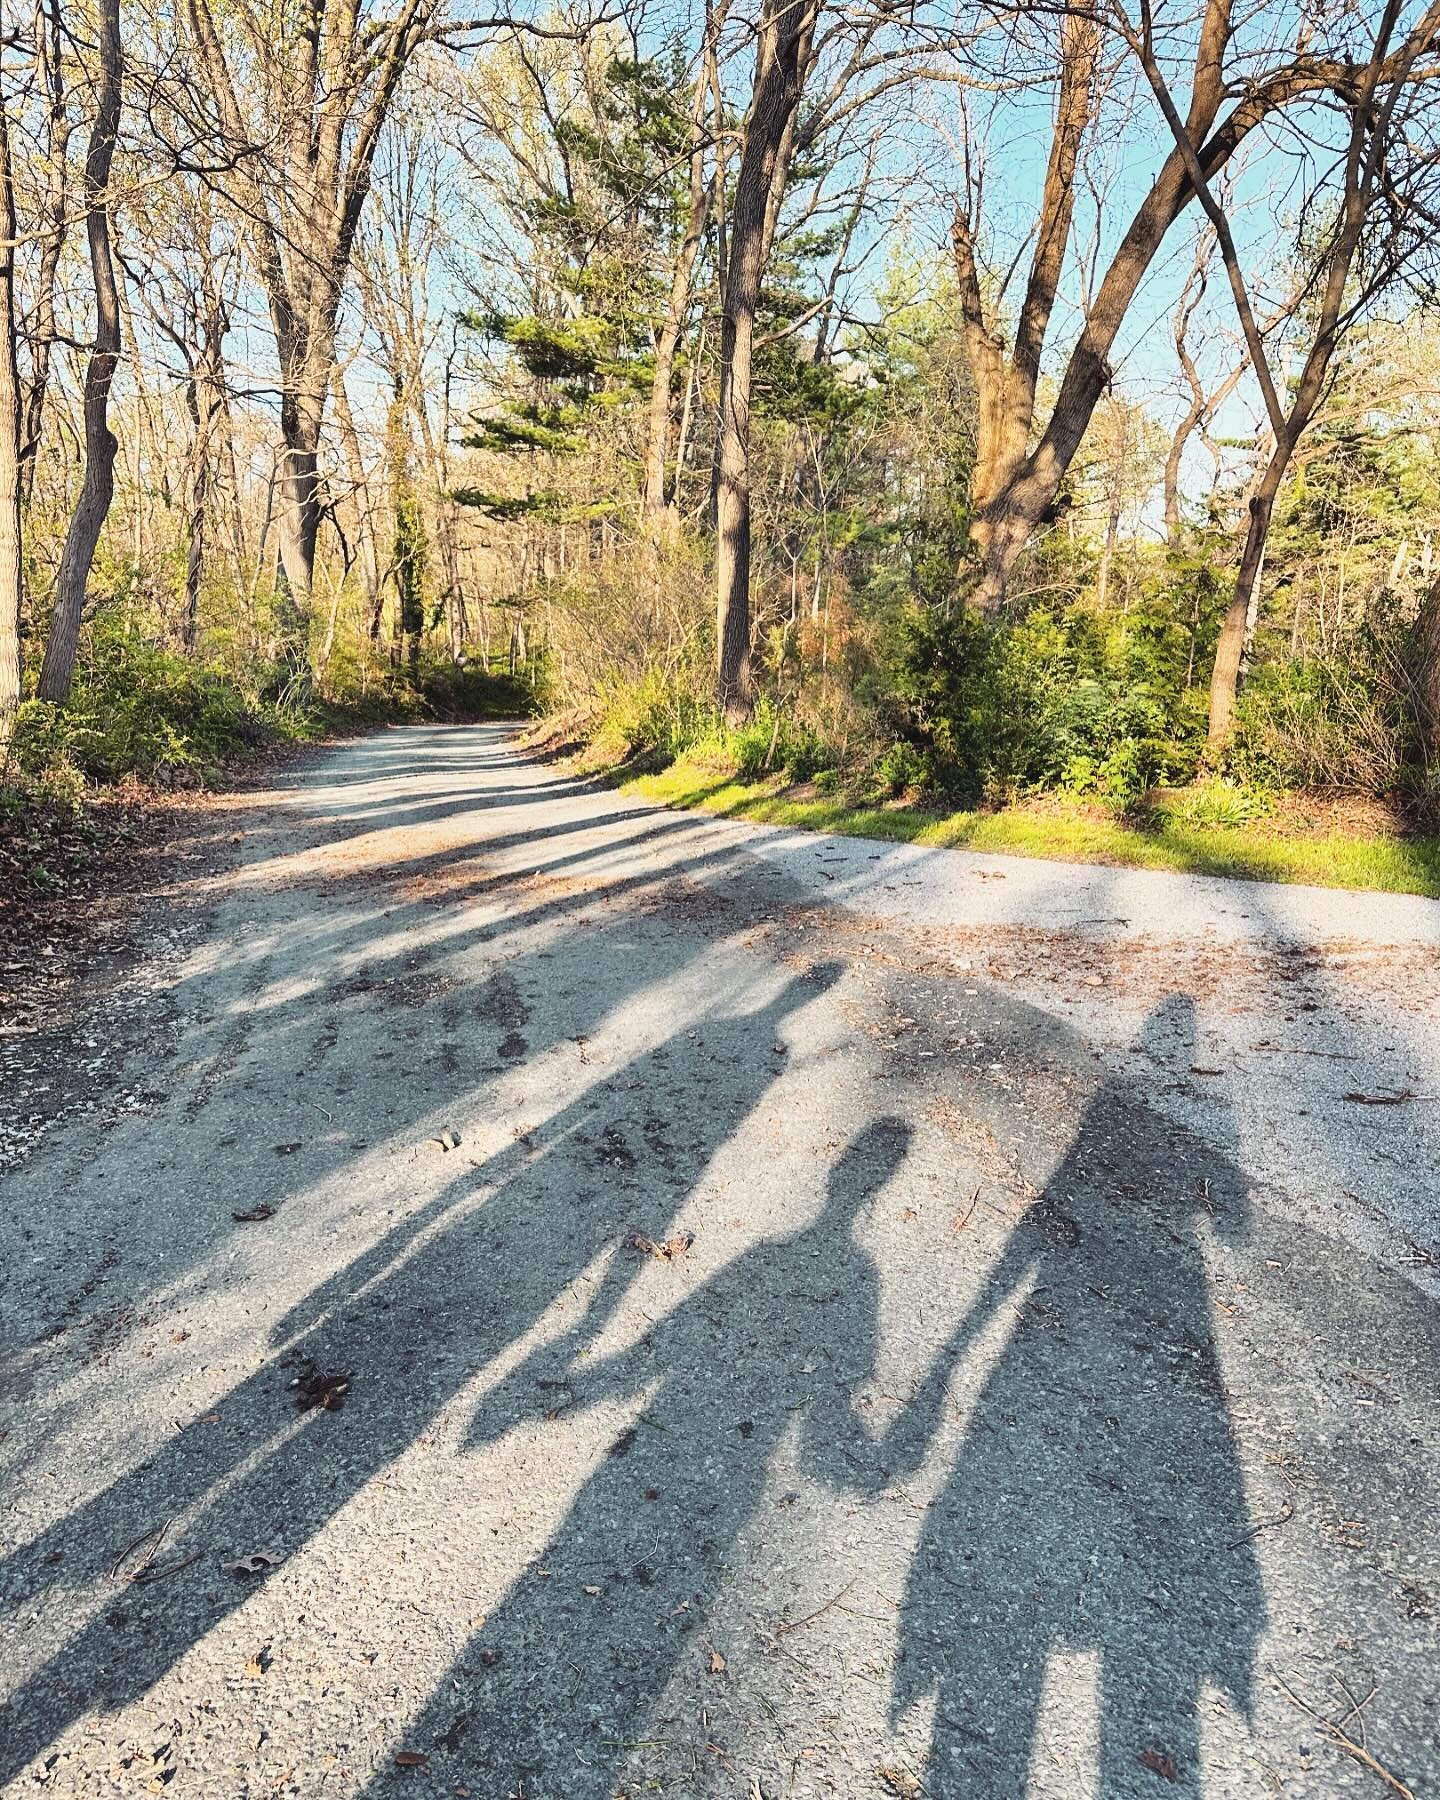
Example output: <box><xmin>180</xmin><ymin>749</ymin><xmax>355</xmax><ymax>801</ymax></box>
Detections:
<box><xmin>623</xmin><ymin>761</ymin><xmax>1440</xmax><ymax>899</ymax></box>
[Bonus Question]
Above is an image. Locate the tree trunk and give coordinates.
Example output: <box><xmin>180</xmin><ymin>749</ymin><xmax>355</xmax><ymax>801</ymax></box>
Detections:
<box><xmin>954</xmin><ymin>10</ymin><xmax>1098</xmax><ymax>612</ymax></box>
<box><xmin>642</xmin><ymin>58</ymin><xmax>713</xmax><ymax>518</ymax></box>
<box><xmin>1095</xmin><ymin>506</ymin><xmax>1119</xmax><ymax>610</ymax></box>
<box><xmin>1207</xmin><ymin>459</ymin><xmax>1283</xmax><ymax>742</ymax></box>
<box><xmin>333</xmin><ymin>369</ymin><xmax>383</xmax><ymax>642</ymax></box>
<box><xmin>18</xmin><ymin>0</ymin><xmax>71</xmax><ymax>507</ymax></box>
<box><xmin>0</xmin><ymin>95</ymin><xmax>23</xmax><ymax>744</ymax></box>
<box><xmin>714</xmin><ymin>0</ymin><xmax>817</xmax><ymax>721</ymax></box>
<box><xmin>1416</xmin><ymin>577</ymin><xmax>1440</xmax><ymax>781</ymax></box>
<box><xmin>272</xmin><ymin>384</ymin><xmax>323</xmax><ymax>665</ymax></box>
<box><xmin>37</xmin><ymin>0</ymin><xmax>122</xmax><ymax>704</ymax></box>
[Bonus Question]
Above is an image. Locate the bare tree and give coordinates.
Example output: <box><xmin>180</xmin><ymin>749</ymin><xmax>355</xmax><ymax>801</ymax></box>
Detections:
<box><xmin>0</xmin><ymin>82</ymin><xmax>22</xmax><ymax>742</ymax></box>
<box><xmin>37</xmin><ymin>0</ymin><xmax>121</xmax><ymax>702</ymax></box>
<box><xmin>1120</xmin><ymin>0</ymin><xmax>1440</xmax><ymax>738</ymax></box>
<box><xmin>17</xmin><ymin>0</ymin><xmax>70</xmax><ymax>505</ymax></box>
<box><xmin>954</xmin><ymin>0</ymin><xmax>1440</xmax><ymax>616</ymax></box>
<box><xmin>642</xmin><ymin>3</ymin><xmax>725</xmax><ymax>521</ymax></box>
<box><xmin>177</xmin><ymin>0</ymin><xmax>447</xmax><ymax>676</ymax></box>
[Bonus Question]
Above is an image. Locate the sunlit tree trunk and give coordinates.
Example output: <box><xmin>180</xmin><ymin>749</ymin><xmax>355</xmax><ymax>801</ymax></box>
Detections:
<box><xmin>38</xmin><ymin>0</ymin><xmax>122</xmax><ymax>703</ymax></box>
<box><xmin>714</xmin><ymin>0</ymin><xmax>817</xmax><ymax>721</ymax></box>
<box><xmin>0</xmin><ymin>94</ymin><xmax>23</xmax><ymax>743</ymax></box>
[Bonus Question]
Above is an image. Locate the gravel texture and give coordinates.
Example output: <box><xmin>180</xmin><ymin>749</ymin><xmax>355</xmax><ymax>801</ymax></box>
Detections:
<box><xmin>2</xmin><ymin>722</ymin><xmax>1437</xmax><ymax>1800</ymax></box>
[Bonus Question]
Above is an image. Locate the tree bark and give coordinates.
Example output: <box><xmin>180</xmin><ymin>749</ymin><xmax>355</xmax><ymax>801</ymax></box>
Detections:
<box><xmin>37</xmin><ymin>0</ymin><xmax>123</xmax><ymax>703</ymax></box>
<box><xmin>1207</xmin><ymin>458</ymin><xmax>1283</xmax><ymax>740</ymax></box>
<box><xmin>957</xmin><ymin>8</ymin><xmax>1098</xmax><ymax>612</ymax></box>
<box><xmin>0</xmin><ymin>94</ymin><xmax>23</xmax><ymax>744</ymax></box>
<box><xmin>714</xmin><ymin>0</ymin><xmax>817</xmax><ymax>720</ymax></box>
<box><xmin>18</xmin><ymin>0</ymin><xmax>71</xmax><ymax>507</ymax></box>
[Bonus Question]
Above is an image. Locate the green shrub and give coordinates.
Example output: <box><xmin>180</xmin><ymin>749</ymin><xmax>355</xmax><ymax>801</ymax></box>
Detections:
<box><xmin>590</xmin><ymin>666</ymin><xmax>719</xmax><ymax>763</ymax></box>
<box><xmin>890</xmin><ymin>602</ymin><xmax>1201</xmax><ymax>803</ymax></box>
<box><xmin>11</xmin><ymin>622</ymin><xmax>278</xmax><ymax>786</ymax></box>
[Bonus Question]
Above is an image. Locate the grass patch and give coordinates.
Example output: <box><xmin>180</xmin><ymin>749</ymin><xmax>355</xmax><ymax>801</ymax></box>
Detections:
<box><xmin>623</xmin><ymin>759</ymin><xmax>1440</xmax><ymax>899</ymax></box>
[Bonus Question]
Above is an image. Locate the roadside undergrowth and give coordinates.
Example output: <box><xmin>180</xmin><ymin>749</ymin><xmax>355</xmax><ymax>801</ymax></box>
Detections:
<box><xmin>617</xmin><ymin>755</ymin><xmax>1440</xmax><ymax>899</ymax></box>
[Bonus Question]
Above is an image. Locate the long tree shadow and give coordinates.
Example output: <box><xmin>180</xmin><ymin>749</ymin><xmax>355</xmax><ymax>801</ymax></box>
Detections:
<box><xmin>358</xmin><ymin>1114</ymin><xmax>914</xmax><ymax>1799</ymax></box>
<box><xmin>0</xmin><ymin>963</ymin><xmax>840</xmax><ymax>1785</ymax></box>
<box><xmin>876</xmin><ymin>994</ymin><xmax>1265</xmax><ymax>1796</ymax></box>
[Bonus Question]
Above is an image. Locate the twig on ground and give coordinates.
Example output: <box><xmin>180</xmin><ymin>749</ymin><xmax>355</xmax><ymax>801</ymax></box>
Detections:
<box><xmin>1227</xmin><ymin>1499</ymin><xmax>1294</xmax><ymax>1550</ymax></box>
<box><xmin>110</xmin><ymin>1517</ymin><xmax>174</xmax><ymax>1581</ymax></box>
<box><xmin>128</xmin><ymin>1550</ymin><xmax>203</xmax><ymax>1585</ymax></box>
<box><xmin>775</xmin><ymin>1577</ymin><xmax>857</xmax><ymax>1637</ymax></box>
<box><xmin>951</xmin><ymin>1186</ymin><xmax>982</xmax><ymax>1233</ymax></box>
<box><xmin>1272</xmin><ymin>1669</ymin><xmax>1414</xmax><ymax>1799</ymax></box>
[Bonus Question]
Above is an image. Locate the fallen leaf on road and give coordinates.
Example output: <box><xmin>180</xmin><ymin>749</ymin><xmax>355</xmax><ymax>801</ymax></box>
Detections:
<box><xmin>625</xmin><ymin>1231</ymin><xmax>693</xmax><ymax>1261</ymax></box>
<box><xmin>583</xmin><ymin>1585</ymin><xmax>601</xmax><ymax>1596</ymax></box>
<box><xmin>222</xmin><ymin>1552</ymin><xmax>284</xmax><ymax>1575</ymax></box>
<box><xmin>479</xmin><ymin>1649</ymin><xmax>502</xmax><ymax>1668</ymax></box>
<box><xmin>430</xmin><ymin>1128</ymin><xmax>461</xmax><ymax>1151</ymax></box>
<box><xmin>169</xmin><ymin>1329</ymin><xmax>191</xmax><ymax>1343</ymax></box>
<box><xmin>706</xmin><ymin>1645</ymin><xmax>727</xmax><ymax>1674</ymax></box>
<box><xmin>1139</xmin><ymin>1749</ymin><xmax>1178</xmax><ymax>1780</ymax></box>
<box><xmin>393</xmin><ymin>1751</ymin><xmax>430</xmax><ymax>1768</ymax></box>
<box><xmin>232</xmin><ymin>1204</ymin><xmax>275</xmax><ymax>1222</ymax></box>
<box><xmin>1341</xmin><ymin>1089</ymin><xmax>1419</xmax><ymax>1106</ymax></box>
<box><xmin>291</xmin><ymin>1363</ymin><xmax>352</xmax><ymax>1411</ymax></box>
<box><xmin>877</xmin><ymin>1767</ymin><xmax>922</xmax><ymax>1798</ymax></box>
<box><xmin>244</xmin><ymin>1647</ymin><xmax>269</xmax><ymax>1678</ymax></box>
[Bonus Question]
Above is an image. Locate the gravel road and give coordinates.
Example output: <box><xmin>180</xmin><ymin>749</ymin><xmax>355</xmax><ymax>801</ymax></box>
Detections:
<box><xmin>2</xmin><ymin>722</ymin><xmax>1437</xmax><ymax>1800</ymax></box>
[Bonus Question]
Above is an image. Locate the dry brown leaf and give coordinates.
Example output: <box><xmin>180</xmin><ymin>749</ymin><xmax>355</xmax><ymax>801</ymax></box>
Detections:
<box><xmin>291</xmin><ymin>1362</ymin><xmax>352</xmax><ymax>1411</ymax></box>
<box><xmin>1139</xmin><ymin>1749</ymin><xmax>1178</xmax><ymax>1781</ymax></box>
<box><xmin>877</xmin><ymin>1767</ymin><xmax>922</xmax><ymax>1798</ymax></box>
<box><xmin>624</xmin><ymin>1231</ymin><xmax>693</xmax><ymax>1262</ymax></box>
<box><xmin>244</xmin><ymin>1647</ymin><xmax>269</xmax><ymax>1678</ymax></box>
<box><xmin>393</xmin><ymin>1751</ymin><xmax>430</xmax><ymax>1769</ymax></box>
<box><xmin>706</xmin><ymin>1645</ymin><xmax>727</xmax><ymax>1675</ymax></box>
<box><xmin>232</xmin><ymin>1204</ymin><xmax>275</xmax><ymax>1223</ymax></box>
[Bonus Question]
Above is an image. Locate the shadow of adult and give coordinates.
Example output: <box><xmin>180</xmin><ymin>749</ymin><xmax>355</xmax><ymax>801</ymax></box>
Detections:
<box><xmin>880</xmin><ymin>995</ymin><xmax>1265</xmax><ymax>1797</ymax></box>
<box><xmin>360</xmin><ymin>1115</ymin><xmax>915</xmax><ymax>1799</ymax></box>
<box><xmin>0</xmin><ymin>968</ymin><xmax>840</xmax><ymax>1786</ymax></box>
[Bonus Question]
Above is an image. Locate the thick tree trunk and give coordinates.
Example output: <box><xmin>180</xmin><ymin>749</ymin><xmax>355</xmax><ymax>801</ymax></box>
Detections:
<box><xmin>714</xmin><ymin>0</ymin><xmax>816</xmax><ymax>721</ymax></box>
<box><xmin>37</xmin><ymin>0</ymin><xmax>122</xmax><ymax>703</ymax></box>
<box><xmin>0</xmin><ymin>97</ymin><xmax>23</xmax><ymax>744</ymax></box>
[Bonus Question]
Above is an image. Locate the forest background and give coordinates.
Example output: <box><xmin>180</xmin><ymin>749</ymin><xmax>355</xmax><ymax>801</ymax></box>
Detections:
<box><xmin>6</xmin><ymin>0</ymin><xmax>1440</xmax><ymax>896</ymax></box>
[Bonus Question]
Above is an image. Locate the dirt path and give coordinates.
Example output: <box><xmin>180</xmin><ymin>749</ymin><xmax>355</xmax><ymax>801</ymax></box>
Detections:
<box><xmin>2</xmin><ymin>723</ymin><xmax>1437</xmax><ymax>1800</ymax></box>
